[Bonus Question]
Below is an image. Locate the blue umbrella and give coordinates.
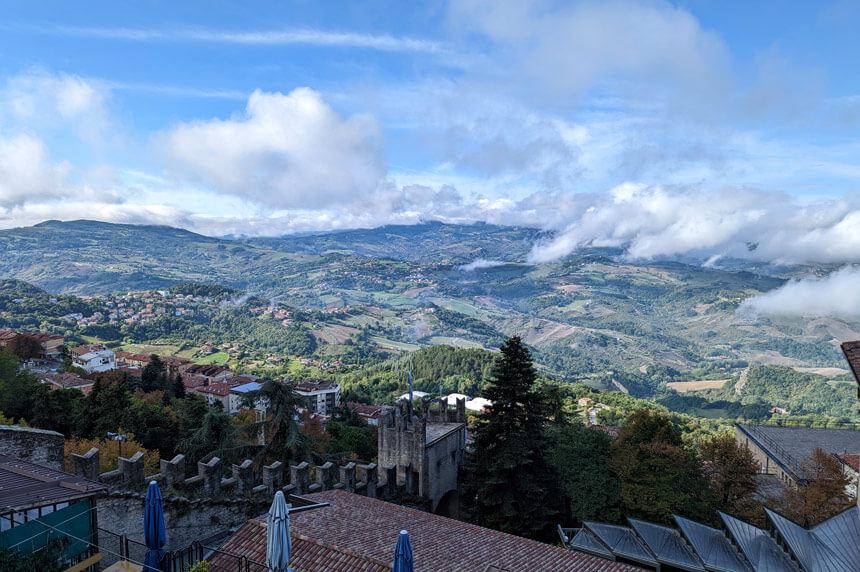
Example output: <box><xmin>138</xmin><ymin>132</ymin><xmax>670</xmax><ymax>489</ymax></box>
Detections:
<box><xmin>267</xmin><ymin>491</ymin><xmax>292</xmax><ymax>572</ymax></box>
<box><xmin>143</xmin><ymin>481</ymin><xmax>166</xmax><ymax>572</ymax></box>
<box><xmin>393</xmin><ymin>529</ymin><xmax>413</xmax><ymax>572</ymax></box>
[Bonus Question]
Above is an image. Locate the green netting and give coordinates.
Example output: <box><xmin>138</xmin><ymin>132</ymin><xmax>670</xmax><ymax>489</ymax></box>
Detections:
<box><xmin>0</xmin><ymin>500</ymin><xmax>91</xmax><ymax>559</ymax></box>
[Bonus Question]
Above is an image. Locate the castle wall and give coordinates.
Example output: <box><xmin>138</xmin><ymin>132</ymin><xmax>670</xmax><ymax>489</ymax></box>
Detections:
<box><xmin>0</xmin><ymin>425</ymin><xmax>64</xmax><ymax>471</ymax></box>
<box><xmin>425</xmin><ymin>424</ymin><xmax>466</xmax><ymax>512</ymax></box>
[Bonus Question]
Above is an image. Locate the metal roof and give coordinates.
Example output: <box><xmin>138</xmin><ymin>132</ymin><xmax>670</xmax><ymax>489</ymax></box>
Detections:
<box><xmin>764</xmin><ymin>507</ymin><xmax>855</xmax><ymax>572</ymax></box>
<box><xmin>810</xmin><ymin>506</ymin><xmax>860</xmax><ymax>570</ymax></box>
<box><xmin>570</xmin><ymin>528</ymin><xmax>616</xmax><ymax>560</ymax></box>
<box><xmin>718</xmin><ymin>512</ymin><xmax>800</xmax><ymax>572</ymax></box>
<box><xmin>0</xmin><ymin>455</ymin><xmax>108</xmax><ymax>514</ymax></box>
<box><xmin>673</xmin><ymin>515</ymin><xmax>751</xmax><ymax>572</ymax></box>
<box><xmin>735</xmin><ymin>424</ymin><xmax>860</xmax><ymax>481</ymax></box>
<box><xmin>628</xmin><ymin>518</ymin><xmax>706</xmax><ymax>571</ymax></box>
<box><xmin>583</xmin><ymin>522</ymin><xmax>658</xmax><ymax>567</ymax></box>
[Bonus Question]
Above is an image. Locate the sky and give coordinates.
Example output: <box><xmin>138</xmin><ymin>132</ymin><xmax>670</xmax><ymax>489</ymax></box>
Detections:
<box><xmin>1</xmin><ymin>0</ymin><xmax>860</xmax><ymax>279</ymax></box>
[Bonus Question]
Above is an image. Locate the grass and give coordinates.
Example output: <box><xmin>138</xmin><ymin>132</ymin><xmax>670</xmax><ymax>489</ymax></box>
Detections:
<box><xmin>195</xmin><ymin>351</ymin><xmax>230</xmax><ymax>365</ymax></box>
<box><xmin>121</xmin><ymin>343</ymin><xmax>182</xmax><ymax>355</ymax></box>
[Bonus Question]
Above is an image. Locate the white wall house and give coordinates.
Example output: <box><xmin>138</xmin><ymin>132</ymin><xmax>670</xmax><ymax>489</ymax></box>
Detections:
<box><xmin>71</xmin><ymin>345</ymin><xmax>116</xmax><ymax>374</ymax></box>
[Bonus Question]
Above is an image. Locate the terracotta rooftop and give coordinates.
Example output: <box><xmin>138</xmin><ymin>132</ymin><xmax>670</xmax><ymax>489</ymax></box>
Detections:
<box><xmin>836</xmin><ymin>453</ymin><xmax>859</xmax><ymax>472</ymax></box>
<box><xmin>40</xmin><ymin>372</ymin><xmax>92</xmax><ymax>389</ymax></box>
<box><xmin>195</xmin><ymin>382</ymin><xmax>232</xmax><ymax>397</ymax></box>
<box><xmin>841</xmin><ymin>340</ymin><xmax>860</xmax><ymax>398</ymax></box>
<box><xmin>346</xmin><ymin>402</ymin><xmax>383</xmax><ymax>418</ymax></box>
<box><xmin>70</xmin><ymin>344</ymin><xmax>108</xmax><ymax>356</ymax></box>
<box><xmin>218</xmin><ymin>490</ymin><xmax>643</xmax><ymax>572</ymax></box>
<box><xmin>213</xmin><ymin>518</ymin><xmax>391</xmax><ymax>572</ymax></box>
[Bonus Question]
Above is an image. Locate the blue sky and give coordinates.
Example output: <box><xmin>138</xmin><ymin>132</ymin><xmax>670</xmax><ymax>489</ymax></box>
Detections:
<box><xmin>1</xmin><ymin>0</ymin><xmax>859</xmax><ymax>267</ymax></box>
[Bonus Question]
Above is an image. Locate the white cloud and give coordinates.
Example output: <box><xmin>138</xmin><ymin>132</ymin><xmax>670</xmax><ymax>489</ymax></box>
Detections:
<box><xmin>0</xmin><ymin>201</ymin><xmax>191</xmax><ymax>229</ymax></box>
<box><xmin>448</xmin><ymin>0</ymin><xmax>732</xmax><ymax>103</ymax></box>
<box><xmin>1</xmin><ymin>70</ymin><xmax>112</xmax><ymax>143</ymax></box>
<box><xmin>44</xmin><ymin>25</ymin><xmax>442</xmax><ymax>53</ymax></box>
<box><xmin>526</xmin><ymin>185</ymin><xmax>860</xmax><ymax>265</ymax></box>
<box><xmin>156</xmin><ymin>88</ymin><xmax>388</xmax><ymax>210</ymax></box>
<box><xmin>0</xmin><ymin>134</ymin><xmax>74</xmax><ymax>207</ymax></box>
<box><xmin>738</xmin><ymin>266</ymin><xmax>860</xmax><ymax>318</ymax></box>
<box><xmin>457</xmin><ymin>259</ymin><xmax>506</xmax><ymax>271</ymax></box>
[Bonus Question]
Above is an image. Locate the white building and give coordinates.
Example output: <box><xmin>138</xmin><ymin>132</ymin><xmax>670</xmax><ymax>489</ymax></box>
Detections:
<box><xmin>70</xmin><ymin>344</ymin><xmax>116</xmax><ymax>374</ymax></box>
<box><xmin>293</xmin><ymin>379</ymin><xmax>341</xmax><ymax>415</ymax></box>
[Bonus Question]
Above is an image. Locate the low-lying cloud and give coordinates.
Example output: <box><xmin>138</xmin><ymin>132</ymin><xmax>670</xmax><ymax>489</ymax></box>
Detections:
<box><xmin>457</xmin><ymin>259</ymin><xmax>506</xmax><ymax>271</ymax></box>
<box><xmin>738</xmin><ymin>266</ymin><xmax>860</xmax><ymax>318</ymax></box>
<box><xmin>525</xmin><ymin>184</ymin><xmax>860</xmax><ymax>266</ymax></box>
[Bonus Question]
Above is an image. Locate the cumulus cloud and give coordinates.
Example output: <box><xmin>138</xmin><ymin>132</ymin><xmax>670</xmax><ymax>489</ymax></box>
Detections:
<box><xmin>0</xmin><ymin>134</ymin><xmax>75</xmax><ymax>207</ymax></box>
<box><xmin>157</xmin><ymin>88</ymin><xmax>387</xmax><ymax>209</ymax></box>
<box><xmin>738</xmin><ymin>266</ymin><xmax>860</xmax><ymax>318</ymax></box>
<box><xmin>457</xmin><ymin>259</ymin><xmax>506</xmax><ymax>271</ymax></box>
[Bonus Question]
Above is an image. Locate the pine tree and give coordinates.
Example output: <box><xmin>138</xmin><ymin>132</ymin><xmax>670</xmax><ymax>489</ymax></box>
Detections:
<box><xmin>462</xmin><ymin>336</ymin><xmax>563</xmax><ymax>542</ymax></box>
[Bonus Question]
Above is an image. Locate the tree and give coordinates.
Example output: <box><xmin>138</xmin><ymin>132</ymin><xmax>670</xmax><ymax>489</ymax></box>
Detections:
<box><xmin>141</xmin><ymin>354</ymin><xmax>167</xmax><ymax>392</ymax></box>
<box><xmin>8</xmin><ymin>334</ymin><xmax>42</xmax><ymax>361</ymax></box>
<box><xmin>700</xmin><ymin>434</ymin><xmax>760</xmax><ymax>522</ymax></box>
<box><xmin>461</xmin><ymin>336</ymin><xmax>563</xmax><ymax>542</ymax></box>
<box><xmin>241</xmin><ymin>380</ymin><xmax>310</xmax><ymax>464</ymax></box>
<box><xmin>81</xmin><ymin>372</ymin><xmax>132</xmax><ymax>438</ymax></box>
<box><xmin>173</xmin><ymin>374</ymin><xmax>186</xmax><ymax>399</ymax></box>
<box><xmin>549</xmin><ymin>422</ymin><xmax>622</xmax><ymax>524</ymax></box>
<box><xmin>769</xmin><ymin>448</ymin><xmax>854</xmax><ymax>526</ymax></box>
<box><xmin>178</xmin><ymin>409</ymin><xmax>244</xmax><ymax>467</ymax></box>
<box><xmin>610</xmin><ymin>410</ymin><xmax>710</xmax><ymax>525</ymax></box>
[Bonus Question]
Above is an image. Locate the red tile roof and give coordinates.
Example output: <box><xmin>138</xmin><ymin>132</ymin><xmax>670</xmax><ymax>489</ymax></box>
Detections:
<box><xmin>841</xmin><ymin>340</ymin><xmax>860</xmax><ymax>397</ymax></box>
<box><xmin>212</xmin><ymin>518</ymin><xmax>391</xmax><ymax>572</ymax></box>
<box><xmin>196</xmin><ymin>382</ymin><xmax>232</xmax><ymax>396</ymax></box>
<box><xmin>218</xmin><ymin>490</ymin><xmax>642</xmax><ymax>572</ymax></box>
<box><xmin>836</xmin><ymin>453</ymin><xmax>860</xmax><ymax>472</ymax></box>
<box><xmin>346</xmin><ymin>402</ymin><xmax>383</xmax><ymax>418</ymax></box>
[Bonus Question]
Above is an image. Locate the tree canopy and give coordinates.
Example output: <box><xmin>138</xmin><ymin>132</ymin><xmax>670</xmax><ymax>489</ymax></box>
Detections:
<box><xmin>461</xmin><ymin>336</ymin><xmax>563</xmax><ymax>542</ymax></box>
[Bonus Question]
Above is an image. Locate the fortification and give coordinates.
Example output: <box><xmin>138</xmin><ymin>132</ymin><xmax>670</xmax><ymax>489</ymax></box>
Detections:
<box><xmin>377</xmin><ymin>396</ymin><xmax>467</xmax><ymax>514</ymax></box>
<box><xmin>0</xmin><ymin>425</ymin><xmax>64</xmax><ymax>471</ymax></box>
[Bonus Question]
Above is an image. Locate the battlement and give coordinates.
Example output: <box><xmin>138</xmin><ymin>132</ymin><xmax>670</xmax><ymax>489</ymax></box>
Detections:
<box><xmin>65</xmin><ymin>397</ymin><xmax>467</xmax><ymax>511</ymax></box>
<box><xmin>69</xmin><ymin>447</ymin><xmax>392</xmax><ymax>501</ymax></box>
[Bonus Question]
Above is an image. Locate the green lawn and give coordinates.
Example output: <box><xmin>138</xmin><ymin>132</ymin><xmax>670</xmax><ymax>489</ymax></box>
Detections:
<box><xmin>195</xmin><ymin>351</ymin><xmax>230</xmax><ymax>365</ymax></box>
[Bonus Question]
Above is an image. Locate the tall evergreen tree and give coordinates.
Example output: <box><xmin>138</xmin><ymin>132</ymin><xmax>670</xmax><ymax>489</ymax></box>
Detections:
<box><xmin>461</xmin><ymin>336</ymin><xmax>563</xmax><ymax>542</ymax></box>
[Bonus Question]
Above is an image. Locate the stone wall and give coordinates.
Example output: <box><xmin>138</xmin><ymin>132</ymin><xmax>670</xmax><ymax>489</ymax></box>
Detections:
<box><xmin>377</xmin><ymin>398</ymin><xmax>467</xmax><ymax>512</ymax></box>
<box><xmin>0</xmin><ymin>425</ymin><xmax>64</xmax><ymax>470</ymax></box>
<box><xmin>96</xmin><ymin>493</ymin><xmax>271</xmax><ymax>563</ymax></box>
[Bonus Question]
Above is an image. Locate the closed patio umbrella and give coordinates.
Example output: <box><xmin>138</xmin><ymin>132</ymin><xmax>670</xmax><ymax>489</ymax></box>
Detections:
<box><xmin>393</xmin><ymin>529</ymin><xmax>413</xmax><ymax>572</ymax></box>
<box><xmin>267</xmin><ymin>490</ymin><xmax>292</xmax><ymax>572</ymax></box>
<box><xmin>143</xmin><ymin>481</ymin><xmax>166</xmax><ymax>572</ymax></box>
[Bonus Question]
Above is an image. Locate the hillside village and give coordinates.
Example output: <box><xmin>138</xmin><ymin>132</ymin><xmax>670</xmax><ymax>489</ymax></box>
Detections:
<box><xmin>0</xmin><ymin>330</ymin><xmax>857</xmax><ymax>571</ymax></box>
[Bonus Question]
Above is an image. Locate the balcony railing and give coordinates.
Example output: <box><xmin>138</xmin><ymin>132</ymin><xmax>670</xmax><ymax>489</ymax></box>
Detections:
<box><xmin>98</xmin><ymin>528</ymin><xmax>268</xmax><ymax>572</ymax></box>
